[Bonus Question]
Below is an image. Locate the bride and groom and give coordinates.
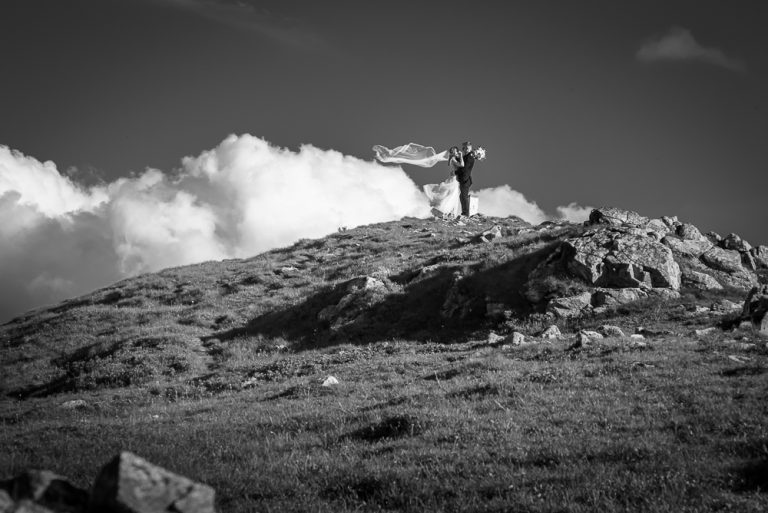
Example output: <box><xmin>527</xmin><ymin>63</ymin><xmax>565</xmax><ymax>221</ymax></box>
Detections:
<box><xmin>372</xmin><ymin>140</ymin><xmax>485</xmax><ymax>217</ymax></box>
<box><xmin>424</xmin><ymin>141</ymin><xmax>478</xmax><ymax>218</ymax></box>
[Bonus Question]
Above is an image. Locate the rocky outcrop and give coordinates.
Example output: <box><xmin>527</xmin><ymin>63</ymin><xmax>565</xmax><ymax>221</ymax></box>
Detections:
<box><xmin>0</xmin><ymin>452</ymin><xmax>216</xmax><ymax>513</ymax></box>
<box><xmin>563</xmin><ymin>228</ymin><xmax>681</xmax><ymax>290</ymax></box>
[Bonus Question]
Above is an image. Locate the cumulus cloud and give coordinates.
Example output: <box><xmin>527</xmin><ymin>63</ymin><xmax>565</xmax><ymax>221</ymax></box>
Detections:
<box><xmin>0</xmin><ymin>135</ymin><xmax>592</xmax><ymax>322</ymax></box>
<box><xmin>636</xmin><ymin>27</ymin><xmax>745</xmax><ymax>72</ymax></box>
<box><xmin>555</xmin><ymin>202</ymin><xmax>593</xmax><ymax>223</ymax></box>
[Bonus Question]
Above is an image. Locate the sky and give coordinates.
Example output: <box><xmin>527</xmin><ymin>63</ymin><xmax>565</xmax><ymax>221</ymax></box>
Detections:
<box><xmin>1</xmin><ymin>0</ymin><xmax>767</xmax><ymax>321</ymax></box>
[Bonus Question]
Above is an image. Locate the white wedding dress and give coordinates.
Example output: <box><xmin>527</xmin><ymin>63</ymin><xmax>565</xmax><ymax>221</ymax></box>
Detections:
<box><xmin>423</xmin><ymin>170</ymin><xmax>461</xmax><ymax>217</ymax></box>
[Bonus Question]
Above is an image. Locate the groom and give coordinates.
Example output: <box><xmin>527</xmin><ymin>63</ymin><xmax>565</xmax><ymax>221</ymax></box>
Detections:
<box><xmin>455</xmin><ymin>141</ymin><xmax>476</xmax><ymax>217</ymax></box>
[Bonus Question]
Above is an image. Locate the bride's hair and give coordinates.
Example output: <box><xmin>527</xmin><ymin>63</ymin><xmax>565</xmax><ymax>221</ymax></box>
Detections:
<box><xmin>449</xmin><ymin>146</ymin><xmax>459</xmax><ymax>156</ymax></box>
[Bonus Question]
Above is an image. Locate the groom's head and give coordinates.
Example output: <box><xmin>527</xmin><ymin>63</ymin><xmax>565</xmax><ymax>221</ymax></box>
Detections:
<box><xmin>462</xmin><ymin>141</ymin><xmax>473</xmax><ymax>154</ymax></box>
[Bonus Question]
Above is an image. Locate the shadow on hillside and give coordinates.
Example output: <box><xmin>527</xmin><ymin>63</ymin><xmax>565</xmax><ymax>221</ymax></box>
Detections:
<box><xmin>206</xmin><ymin>242</ymin><xmax>561</xmax><ymax>351</ymax></box>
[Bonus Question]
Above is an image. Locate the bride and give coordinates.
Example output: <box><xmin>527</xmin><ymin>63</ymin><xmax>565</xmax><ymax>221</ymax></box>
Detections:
<box><xmin>423</xmin><ymin>146</ymin><xmax>463</xmax><ymax>217</ymax></box>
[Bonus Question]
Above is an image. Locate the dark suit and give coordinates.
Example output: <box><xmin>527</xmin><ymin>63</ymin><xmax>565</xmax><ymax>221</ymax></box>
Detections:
<box><xmin>455</xmin><ymin>151</ymin><xmax>475</xmax><ymax>215</ymax></box>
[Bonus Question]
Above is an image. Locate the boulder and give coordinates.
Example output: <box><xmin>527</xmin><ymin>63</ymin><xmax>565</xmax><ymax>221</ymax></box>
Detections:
<box><xmin>676</xmin><ymin>223</ymin><xmax>706</xmax><ymax>241</ymax></box>
<box><xmin>477</xmin><ymin>225</ymin><xmax>502</xmax><ymax>243</ymax></box>
<box><xmin>546</xmin><ymin>292</ymin><xmax>592</xmax><ymax>318</ymax></box>
<box><xmin>599</xmin><ymin>325</ymin><xmax>626</xmax><ymax>338</ymax></box>
<box><xmin>508</xmin><ymin>332</ymin><xmax>526</xmax><ymax>345</ymax></box>
<box><xmin>646</xmin><ymin>218</ymin><xmax>671</xmax><ymax>235</ymax></box>
<box><xmin>0</xmin><ymin>470</ymin><xmax>88</xmax><ymax>513</ymax></box>
<box><xmin>591</xmin><ymin>288</ymin><xmax>647</xmax><ymax>307</ymax></box>
<box><xmin>539</xmin><ymin>325</ymin><xmax>562</xmax><ymax>339</ymax></box>
<box><xmin>681</xmin><ymin>269</ymin><xmax>722</xmax><ymax>290</ymax></box>
<box><xmin>721</xmin><ymin>233</ymin><xmax>752</xmax><ymax>253</ymax></box>
<box><xmin>751</xmin><ymin>245</ymin><xmax>768</xmax><ymax>269</ymax></box>
<box><xmin>742</xmin><ymin>285</ymin><xmax>768</xmax><ymax>336</ymax></box>
<box><xmin>90</xmin><ymin>452</ymin><xmax>216</xmax><ymax>513</ymax></box>
<box><xmin>700</xmin><ymin>246</ymin><xmax>748</xmax><ymax>274</ymax></box>
<box><xmin>564</xmin><ymin>229</ymin><xmax>681</xmax><ymax>290</ymax></box>
<box><xmin>587</xmin><ymin>207</ymin><xmax>649</xmax><ymax>227</ymax></box>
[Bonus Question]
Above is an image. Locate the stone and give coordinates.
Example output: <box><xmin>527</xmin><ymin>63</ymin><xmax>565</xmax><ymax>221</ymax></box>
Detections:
<box><xmin>721</xmin><ymin>233</ymin><xmax>752</xmax><ymax>253</ymax></box>
<box><xmin>591</xmin><ymin>288</ymin><xmax>647</xmax><ymax>307</ymax></box>
<box><xmin>569</xmin><ymin>332</ymin><xmax>592</xmax><ymax>349</ymax></box>
<box><xmin>0</xmin><ymin>470</ymin><xmax>88</xmax><ymax>513</ymax></box>
<box><xmin>587</xmin><ymin>207</ymin><xmax>650</xmax><ymax>227</ymax></box>
<box><xmin>630</xmin><ymin>334</ymin><xmax>645</xmax><ymax>340</ymax></box>
<box><xmin>751</xmin><ymin>245</ymin><xmax>768</xmax><ymax>269</ymax></box>
<box><xmin>694</xmin><ymin>327</ymin><xmax>717</xmax><ymax>337</ymax></box>
<box><xmin>742</xmin><ymin>285</ymin><xmax>768</xmax><ymax>336</ymax></box>
<box><xmin>564</xmin><ymin>229</ymin><xmax>681</xmax><ymax>289</ymax></box>
<box><xmin>700</xmin><ymin>246</ymin><xmax>749</xmax><ymax>274</ymax></box>
<box><xmin>741</xmin><ymin>251</ymin><xmax>758</xmax><ymax>272</ymax></box>
<box><xmin>681</xmin><ymin>270</ymin><xmax>722</xmax><ymax>290</ymax></box>
<box><xmin>477</xmin><ymin>225</ymin><xmax>502</xmax><ymax>243</ymax></box>
<box><xmin>580</xmin><ymin>330</ymin><xmax>604</xmax><ymax>339</ymax></box>
<box><xmin>546</xmin><ymin>292</ymin><xmax>593</xmax><ymax>318</ymax></box>
<box><xmin>90</xmin><ymin>452</ymin><xmax>216</xmax><ymax>513</ymax></box>
<box><xmin>321</xmin><ymin>376</ymin><xmax>339</xmax><ymax>387</ymax></box>
<box><xmin>646</xmin><ymin>288</ymin><xmax>681</xmax><ymax>301</ymax></box>
<box><xmin>599</xmin><ymin>325</ymin><xmax>626</xmax><ymax>338</ymax></box>
<box><xmin>508</xmin><ymin>332</ymin><xmax>526</xmax><ymax>345</ymax></box>
<box><xmin>676</xmin><ymin>223</ymin><xmax>706</xmax><ymax>241</ymax></box>
<box><xmin>539</xmin><ymin>325</ymin><xmax>562</xmax><ymax>339</ymax></box>
<box><xmin>59</xmin><ymin>399</ymin><xmax>88</xmax><ymax>410</ymax></box>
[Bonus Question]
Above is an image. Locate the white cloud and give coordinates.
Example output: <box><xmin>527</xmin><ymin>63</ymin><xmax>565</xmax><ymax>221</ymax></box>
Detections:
<box><xmin>475</xmin><ymin>185</ymin><xmax>548</xmax><ymax>224</ymax></box>
<box><xmin>0</xmin><ymin>135</ymin><xmax>593</xmax><ymax>322</ymax></box>
<box><xmin>555</xmin><ymin>202</ymin><xmax>593</xmax><ymax>223</ymax></box>
<box><xmin>637</xmin><ymin>27</ymin><xmax>745</xmax><ymax>72</ymax></box>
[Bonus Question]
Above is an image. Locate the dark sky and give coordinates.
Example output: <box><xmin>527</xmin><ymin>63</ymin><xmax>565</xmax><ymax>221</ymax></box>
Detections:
<box><xmin>1</xmin><ymin>0</ymin><xmax>766</xmax><ymax>243</ymax></box>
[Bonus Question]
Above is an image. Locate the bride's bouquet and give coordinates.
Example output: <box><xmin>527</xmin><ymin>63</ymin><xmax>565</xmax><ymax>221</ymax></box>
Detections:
<box><xmin>473</xmin><ymin>146</ymin><xmax>487</xmax><ymax>161</ymax></box>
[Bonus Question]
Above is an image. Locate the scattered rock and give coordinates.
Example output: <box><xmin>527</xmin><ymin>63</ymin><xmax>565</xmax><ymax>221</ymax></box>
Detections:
<box><xmin>321</xmin><ymin>376</ymin><xmax>339</xmax><ymax>387</ymax></box>
<box><xmin>630</xmin><ymin>334</ymin><xmax>645</xmax><ymax>340</ymax></box>
<box><xmin>508</xmin><ymin>332</ymin><xmax>526</xmax><ymax>345</ymax></box>
<box><xmin>487</xmin><ymin>332</ymin><xmax>505</xmax><ymax>344</ymax></box>
<box><xmin>591</xmin><ymin>288</ymin><xmax>647</xmax><ymax>307</ymax></box>
<box><xmin>546</xmin><ymin>292</ymin><xmax>593</xmax><ymax>318</ymax></box>
<box><xmin>710</xmin><ymin>299</ymin><xmax>741</xmax><ymax>312</ymax></box>
<box><xmin>0</xmin><ymin>470</ymin><xmax>89</xmax><ymax>513</ymax></box>
<box><xmin>580</xmin><ymin>330</ymin><xmax>604</xmax><ymax>340</ymax></box>
<box><xmin>681</xmin><ymin>269</ymin><xmax>722</xmax><ymax>290</ymax></box>
<box><xmin>90</xmin><ymin>452</ymin><xmax>216</xmax><ymax>513</ymax></box>
<box><xmin>476</xmin><ymin>225</ymin><xmax>502</xmax><ymax>243</ymax></box>
<box><xmin>700</xmin><ymin>247</ymin><xmax>747</xmax><ymax>274</ymax></box>
<box><xmin>539</xmin><ymin>325</ymin><xmax>562</xmax><ymax>340</ymax></box>
<box><xmin>568</xmin><ymin>331</ymin><xmax>592</xmax><ymax>350</ymax></box>
<box><xmin>59</xmin><ymin>400</ymin><xmax>88</xmax><ymax>410</ymax></box>
<box><xmin>599</xmin><ymin>325</ymin><xmax>626</xmax><ymax>338</ymax></box>
<box><xmin>662</xmin><ymin>236</ymin><xmax>714</xmax><ymax>258</ymax></box>
<box><xmin>694</xmin><ymin>327</ymin><xmax>718</xmax><ymax>337</ymax></box>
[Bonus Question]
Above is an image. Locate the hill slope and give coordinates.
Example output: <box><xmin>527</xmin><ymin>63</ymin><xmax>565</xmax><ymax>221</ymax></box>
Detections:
<box><xmin>1</xmin><ymin>210</ymin><xmax>767</xmax><ymax>512</ymax></box>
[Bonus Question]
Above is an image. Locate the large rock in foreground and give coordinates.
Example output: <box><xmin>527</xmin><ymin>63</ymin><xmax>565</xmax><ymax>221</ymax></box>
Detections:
<box><xmin>90</xmin><ymin>452</ymin><xmax>216</xmax><ymax>513</ymax></box>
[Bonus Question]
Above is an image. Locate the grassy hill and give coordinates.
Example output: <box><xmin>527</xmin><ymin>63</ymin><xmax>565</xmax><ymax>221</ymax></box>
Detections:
<box><xmin>2</xmin><ymin>214</ymin><xmax>767</xmax><ymax>512</ymax></box>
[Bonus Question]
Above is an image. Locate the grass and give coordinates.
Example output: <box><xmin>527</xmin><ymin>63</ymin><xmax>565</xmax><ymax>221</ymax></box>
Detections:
<box><xmin>2</xmin><ymin>214</ymin><xmax>767</xmax><ymax>511</ymax></box>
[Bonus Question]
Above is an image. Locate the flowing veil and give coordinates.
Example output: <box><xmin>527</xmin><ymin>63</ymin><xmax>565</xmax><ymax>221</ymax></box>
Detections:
<box><xmin>372</xmin><ymin>143</ymin><xmax>448</xmax><ymax>168</ymax></box>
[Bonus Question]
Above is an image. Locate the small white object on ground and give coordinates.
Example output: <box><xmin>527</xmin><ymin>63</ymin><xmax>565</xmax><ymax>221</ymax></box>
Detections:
<box><xmin>322</xmin><ymin>376</ymin><xmax>339</xmax><ymax>387</ymax></box>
